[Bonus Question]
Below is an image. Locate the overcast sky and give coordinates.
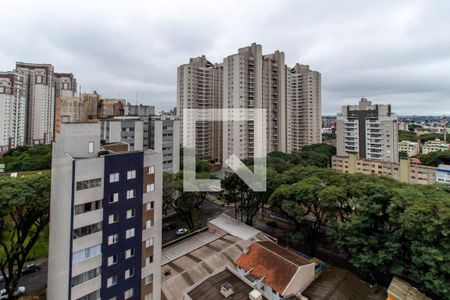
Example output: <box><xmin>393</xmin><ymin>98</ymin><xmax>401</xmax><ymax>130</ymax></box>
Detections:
<box><xmin>1</xmin><ymin>0</ymin><xmax>449</xmax><ymax>115</ymax></box>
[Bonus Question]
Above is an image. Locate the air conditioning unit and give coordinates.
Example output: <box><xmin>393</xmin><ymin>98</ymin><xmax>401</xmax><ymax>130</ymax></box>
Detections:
<box><xmin>220</xmin><ymin>282</ymin><xmax>234</xmax><ymax>298</ymax></box>
<box><xmin>249</xmin><ymin>289</ymin><xmax>262</xmax><ymax>300</ymax></box>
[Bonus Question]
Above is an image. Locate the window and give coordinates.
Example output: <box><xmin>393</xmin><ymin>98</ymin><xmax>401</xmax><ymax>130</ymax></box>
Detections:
<box><xmin>109</xmin><ymin>173</ymin><xmax>119</xmax><ymax>183</ymax></box>
<box><xmin>146</xmin><ymin>219</ymin><xmax>154</xmax><ymax>229</ymax></box>
<box><xmin>146</xmin><ymin>183</ymin><xmax>155</xmax><ymax>193</ymax></box>
<box><xmin>126</xmin><ymin>228</ymin><xmax>135</xmax><ymax>239</ymax></box>
<box><xmin>144</xmin><ymin>274</ymin><xmax>153</xmax><ymax>285</ymax></box>
<box><xmin>71</xmin><ymin>268</ymin><xmax>100</xmax><ymax>287</ymax></box>
<box><xmin>125</xmin><ymin>247</ymin><xmax>135</xmax><ymax>259</ymax></box>
<box><xmin>146</xmin><ymin>202</ymin><xmax>154</xmax><ymax>211</ymax></box>
<box><xmin>109</xmin><ymin>193</ymin><xmax>119</xmax><ymax>203</ymax></box>
<box><xmin>145</xmin><ymin>255</ymin><xmax>153</xmax><ymax>265</ymax></box>
<box><xmin>74</xmin><ymin>200</ymin><xmax>102</xmax><ymax>215</ymax></box>
<box><xmin>73</xmin><ymin>223</ymin><xmax>102</xmax><ymax>239</ymax></box>
<box><xmin>76</xmin><ymin>178</ymin><xmax>102</xmax><ymax>191</ymax></box>
<box><xmin>145</xmin><ymin>237</ymin><xmax>154</xmax><ymax>248</ymax></box>
<box><xmin>108</xmin><ymin>213</ymin><xmax>119</xmax><ymax>224</ymax></box>
<box><xmin>77</xmin><ymin>290</ymin><xmax>100</xmax><ymax>300</ymax></box>
<box><xmin>107</xmin><ymin>275</ymin><xmax>118</xmax><ymax>287</ymax></box>
<box><xmin>126</xmin><ymin>209</ymin><xmax>135</xmax><ymax>219</ymax></box>
<box><xmin>127</xmin><ymin>170</ymin><xmax>136</xmax><ymax>180</ymax></box>
<box><xmin>73</xmin><ymin>245</ymin><xmax>101</xmax><ymax>263</ymax></box>
<box><xmin>107</xmin><ymin>254</ymin><xmax>118</xmax><ymax>266</ymax></box>
<box><xmin>126</xmin><ymin>189</ymin><xmax>136</xmax><ymax>199</ymax></box>
<box><xmin>88</xmin><ymin>142</ymin><xmax>94</xmax><ymax>153</ymax></box>
<box><xmin>148</xmin><ymin>166</ymin><xmax>155</xmax><ymax>174</ymax></box>
<box><xmin>108</xmin><ymin>234</ymin><xmax>118</xmax><ymax>245</ymax></box>
<box><xmin>125</xmin><ymin>267</ymin><xmax>134</xmax><ymax>279</ymax></box>
<box><xmin>124</xmin><ymin>288</ymin><xmax>134</xmax><ymax>299</ymax></box>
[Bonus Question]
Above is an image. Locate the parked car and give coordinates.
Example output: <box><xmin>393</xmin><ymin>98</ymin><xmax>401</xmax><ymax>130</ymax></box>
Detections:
<box><xmin>0</xmin><ymin>286</ymin><xmax>26</xmax><ymax>299</ymax></box>
<box><xmin>21</xmin><ymin>263</ymin><xmax>40</xmax><ymax>274</ymax></box>
<box><xmin>176</xmin><ymin>228</ymin><xmax>188</xmax><ymax>236</ymax></box>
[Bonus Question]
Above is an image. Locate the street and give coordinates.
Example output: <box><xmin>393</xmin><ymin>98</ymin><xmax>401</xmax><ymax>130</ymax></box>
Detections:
<box><xmin>162</xmin><ymin>195</ymin><xmax>231</xmax><ymax>244</ymax></box>
<box><xmin>0</xmin><ymin>258</ymin><xmax>47</xmax><ymax>297</ymax></box>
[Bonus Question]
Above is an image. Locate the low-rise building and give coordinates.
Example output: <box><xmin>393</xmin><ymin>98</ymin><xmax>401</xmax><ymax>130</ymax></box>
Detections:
<box><xmin>422</xmin><ymin>139</ymin><xmax>449</xmax><ymax>154</ymax></box>
<box><xmin>332</xmin><ymin>154</ymin><xmax>437</xmax><ymax>184</ymax></box>
<box><xmin>398</xmin><ymin>141</ymin><xmax>420</xmax><ymax>157</ymax></box>
<box><xmin>436</xmin><ymin>164</ymin><xmax>450</xmax><ymax>184</ymax></box>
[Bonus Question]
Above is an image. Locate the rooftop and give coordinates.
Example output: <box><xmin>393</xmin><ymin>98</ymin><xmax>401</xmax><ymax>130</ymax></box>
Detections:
<box><xmin>186</xmin><ymin>267</ymin><xmax>267</xmax><ymax>300</ymax></box>
<box><xmin>234</xmin><ymin>241</ymin><xmax>313</xmax><ymax>295</ymax></box>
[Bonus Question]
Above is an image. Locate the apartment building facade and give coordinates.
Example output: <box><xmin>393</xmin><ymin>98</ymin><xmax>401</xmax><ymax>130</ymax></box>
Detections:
<box><xmin>336</xmin><ymin>98</ymin><xmax>399</xmax><ymax>163</ymax></box>
<box><xmin>436</xmin><ymin>164</ymin><xmax>450</xmax><ymax>184</ymax></box>
<box><xmin>287</xmin><ymin>64</ymin><xmax>322</xmax><ymax>152</ymax></box>
<box><xmin>149</xmin><ymin>115</ymin><xmax>180</xmax><ymax>173</ymax></box>
<box><xmin>332</xmin><ymin>154</ymin><xmax>436</xmax><ymax>184</ymax></box>
<box><xmin>398</xmin><ymin>141</ymin><xmax>420</xmax><ymax>157</ymax></box>
<box><xmin>101</xmin><ymin>117</ymin><xmax>145</xmax><ymax>151</ymax></box>
<box><xmin>0</xmin><ymin>72</ymin><xmax>26</xmax><ymax>148</ymax></box>
<box><xmin>422</xmin><ymin>139</ymin><xmax>449</xmax><ymax>154</ymax></box>
<box><xmin>48</xmin><ymin>122</ymin><xmax>162</xmax><ymax>300</ymax></box>
<box><xmin>177</xmin><ymin>43</ymin><xmax>320</xmax><ymax>161</ymax></box>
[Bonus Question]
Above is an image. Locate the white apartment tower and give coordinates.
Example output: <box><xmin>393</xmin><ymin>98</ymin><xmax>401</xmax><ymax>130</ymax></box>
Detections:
<box><xmin>177</xmin><ymin>56</ymin><xmax>220</xmax><ymax>161</ymax></box>
<box><xmin>0</xmin><ymin>72</ymin><xmax>26</xmax><ymax>148</ymax></box>
<box><xmin>336</xmin><ymin>98</ymin><xmax>399</xmax><ymax>163</ymax></box>
<box><xmin>287</xmin><ymin>64</ymin><xmax>322</xmax><ymax>152</ymax></box>
<box><xmin>16</xmin><ymin>62</ymin><xmax>56</xmax><ymax>145</ymax></box>
<box><xmin>177</xmin><ymin>43</ymin><xmax>321</xmax><ymax>161</ymax></box>
<box><xmin>48</xmin><ymin>122</ymin><xmax>162</xmax><ymax>300</ymax></box>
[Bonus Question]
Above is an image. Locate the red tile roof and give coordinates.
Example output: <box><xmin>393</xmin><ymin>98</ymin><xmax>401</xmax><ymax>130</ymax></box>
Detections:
<box><xmin>235</xmin><ymin>241</ymin><xmax>312</xmax><ymax>295</ymax></box>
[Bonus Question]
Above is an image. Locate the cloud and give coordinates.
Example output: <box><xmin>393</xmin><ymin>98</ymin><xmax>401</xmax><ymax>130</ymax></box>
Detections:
<box><xmin>0</xmin><ymin>0</ymin><xmax>449</xmax><ymax>115</ymax></box>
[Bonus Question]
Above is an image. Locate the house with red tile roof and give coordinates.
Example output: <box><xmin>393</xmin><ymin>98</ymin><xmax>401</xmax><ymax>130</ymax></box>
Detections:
<box><xmin>234</xmin><ymin>241</ymin><xmax>316</xmax><ymax>300</ymax></box>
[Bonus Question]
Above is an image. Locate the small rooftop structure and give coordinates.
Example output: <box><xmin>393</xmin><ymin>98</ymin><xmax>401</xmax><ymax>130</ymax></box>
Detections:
<box><xmin>235</xmin><ymin>241</ymin><xmax>315</xmax><ymax>297</ymax></box>
<box><xmin>209</xmin><ymin>213</ymin><xmax>262</xmax><ymax>240</ymax></box>
<box><xmin>185</xmin><ymin>266</ymin><xmax>268</xmax><ymax>300</ymax></box>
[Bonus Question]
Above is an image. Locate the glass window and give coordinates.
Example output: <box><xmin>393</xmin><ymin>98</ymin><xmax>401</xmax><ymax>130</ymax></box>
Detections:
<box><xmin>125</xmin><ymin>247</ymin><xmax>135</xmax><ymax>259</ymax></box>
<box><xmin>148</xmin><ymin>166</ymin><xmax>155</xmax><ymax>174</ymax></box>
<box><xmin>107</xmin><ymin>275</ymin><xmax>117</xmax><ymax>287</ymax></box>
<box><xmin>76</xmin><ymin>178</ymin><xmax>102</xmax><ymax>191</ymax></box>
<box><xmin>72</xmin><ymin>245</ymin><xmax>101</xmax><ymax>263</ymax></box>
<box><xmin>127</xmin><ymin>170</ymin><xmax>136</xmax><ymax>180</ymax></box>
<box><xmin>124</xmin><ymin>288</ymin><xmax>134</xmax><ymax>299</ymax></box>
<box><xmin>71</xmin><ymin>268</ymin><xmax>100</xmax><ymax>287</ymax></box>
<box><xmin>126</xmin><ymin>209</ymin><xmax>135</xmax><ymax>219</ymax></box>
<box><xmin>108</xmin><ymin>234</ymin><xmax>118</xmax><ymax>245</ymax></box>
<box><xmin>126</xmin><ymin>190</ymin><xmax>136</xmax><ymax>199</ymax></box>
<box><xmin>88</xmin><ymin>142</ymin><xmax>94</xmax><ymax>153</ymax></box>
<box><xmin>109</xmin><ymin>173</ymin><xmax>119</xmax><ymax>183</ymax></box>
<box><xmin>109</xmin><ymin>193</ymin><xmax>119</xmax><ymax>203</ymax></box>
<box><xmin>126</xmin><ymin>228</ymin><xmax>135</xmax><ymax>239</ymax></box>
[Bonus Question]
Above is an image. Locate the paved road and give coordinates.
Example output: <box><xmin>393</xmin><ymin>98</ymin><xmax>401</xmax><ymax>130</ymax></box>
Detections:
<box><xmin>0</xmin><ymin>258</ymin><xmax>48</xmax><ymax>296</ymax></box>
<box><xmin>162</xmin><ymin>195</ymin><xmax>231</xmax><ymax>244</ymax></box>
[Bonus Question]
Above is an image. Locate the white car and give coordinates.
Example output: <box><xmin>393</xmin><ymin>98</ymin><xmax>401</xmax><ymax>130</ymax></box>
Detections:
<box><xmin>176</xmin><ymin>228</ymin><xmax>188</xmax><ymax>236</ymax></box>
<box><xmin>0</xmin><ymin>286</ymin><xmax>26</xmax><ymax>299</ymax></box>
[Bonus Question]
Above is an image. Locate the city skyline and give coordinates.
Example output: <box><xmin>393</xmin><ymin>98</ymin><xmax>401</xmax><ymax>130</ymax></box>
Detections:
<box><xmin>1</xmin><ymin>0</ymin><xmax>449</xmax><ymax>115</ymax></box>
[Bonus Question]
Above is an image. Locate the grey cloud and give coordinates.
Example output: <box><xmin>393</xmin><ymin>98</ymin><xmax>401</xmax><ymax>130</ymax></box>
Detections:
<box><xmin>0</xmin><ymin>0</ymin><xmax>449</xmax><ymax>114</ymax></box>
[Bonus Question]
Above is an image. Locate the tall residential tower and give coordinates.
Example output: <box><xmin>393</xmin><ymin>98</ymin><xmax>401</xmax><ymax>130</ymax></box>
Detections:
<box><xmin>336</xmin><ymin>98</ymin><xmax>399</xmax><ymax>163</ymax></box>
<box><xmin>48</xmin><ymin>122</ymin><xmax>162</xmax><ymax>300</ymax></box>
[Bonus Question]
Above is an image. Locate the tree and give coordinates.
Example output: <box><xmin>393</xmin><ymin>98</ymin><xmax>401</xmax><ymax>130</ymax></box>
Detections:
<box><xmin>0</xmin><ymin>174</ymin><xmax>50</xmax><ymax>297</ymax></box>
<box><xmin>398</xmin><ymin>130</ymin><xmax>417</xmax><ymax>142</ymax></box>
<box><xmin>399</xmin><ymin>151</ymin><xmax>409</xmax><ymax>160</ymax></box>
<box><xmin>419</xmin><ymin>149</ymin><xmax>450</xmax><ymax>167</ymax></box>
<box><xmin>0</xmin><ymin>145</ymin><xmax>52</xmax><ymax>172</ymax></box>
<box><xmin>162</xmin><ymin>172</ymin><xmax>182</xmax><ymax>216</ymax></box>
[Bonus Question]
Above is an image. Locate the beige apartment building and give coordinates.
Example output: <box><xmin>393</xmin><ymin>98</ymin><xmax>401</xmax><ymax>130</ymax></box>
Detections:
<box><xmin>336</xmin><ymin>98</ymin><xmax>399</xmax><ymax>163</ymax></box>
<box><xmin>177</xmin><ymin>43</ymin><xmax>321</xmax><ymax>162</ymax></box>
<box><xmin>287</xmin><ymin>64</ymin><xmax>322</xmax><ymax>152</ymax></box>
<box><xmin>398</xmin><ymin>141</ymin><xmax>420</xmax><ymax>157</ymax></box>
<box><xmin>332</xmin><ymin>154</ymin><xmax>436</xmax><ymax>184</ymax></box>
<box><xmin>422</xmin><ymin>139</ymin><xmax>449</xmax><ymax>154</ymax></box>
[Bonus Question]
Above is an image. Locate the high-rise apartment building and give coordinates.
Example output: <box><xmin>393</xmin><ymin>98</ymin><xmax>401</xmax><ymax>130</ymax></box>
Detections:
<box><xmin>149</xmin><ymin>115</ymin><xmax>180</xmax><ymax>173</ymax></box>
<box><xmin>0</xmin><ymin>72</ymin><xmax>26</xmax><ymax>148</ymax></box>
<box><xmin>48</xmin><ymin>122</ymin><xmax>162</xmax><ymax>300</ymax></box>
<box><xmin>336</xmin><ymin>98</ymin><xmax>399</xmax><ymax>163</ymax></box>
<box><xmin>177</xmin><ymin>43</ymin><xmax>321</xmax><ymax>162</ymax></box>
<box><xmin>55</xmin><ymin>73</ymin><xmax>77</xmax><ymax>97</ymax></box>
<box><xmin>16</xmin><ymin>63</ymin><xmax>56</xmax><ymax>144</ymax></box>
<box><xmin>125</xmin><ymin>104</ymin><xmax>180</xmax><ymax>173</ymax></box>
<box><xmin>177</xmin><ymin>56</ymin><xmax>220</xmax><ymax>161</ymax></box>
<box><xmin>101</xmin><ymin>117</ymin><xmax>145</xmax><ymax>151</ymax></box>
<box><xmin>287</xmin><ymin>64</ymin><xmax>322</xmax><ymax>152</ymax></box>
